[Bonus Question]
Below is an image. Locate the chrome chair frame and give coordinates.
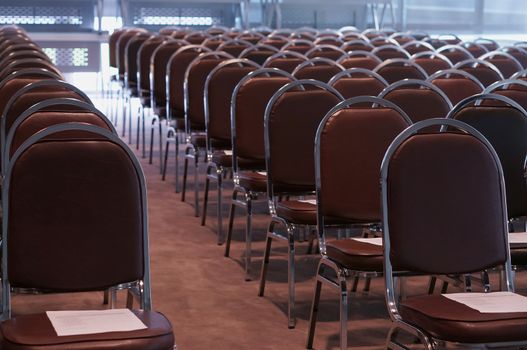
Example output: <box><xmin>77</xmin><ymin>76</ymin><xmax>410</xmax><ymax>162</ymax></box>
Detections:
<box><xmin>258</xmin><ymin>79</ymin><xmax>344</xmax><ymax>328</ymax></box>
<box><xmin>305</xmin><ymin>44</ymin><xmax>347</xmax><ymax>59</ymax></box>
<box><xmin>328</xmin><ymin>67</ymin><xmax>389</xmax><ymax>88</ymax></box>
<box><xmin>373</xmin><ymin>58</ymin><xmax>429</xmax><ymax>82</ymax></box>
<box><xmin>372</xmin><ymin>44</ymin><xmax>411</xmax><ymax>59</ymax></box>
<box><xmin>291</xmin><ymin>57</ymin><xmax>346</xmax><ymax>80</ymax></box>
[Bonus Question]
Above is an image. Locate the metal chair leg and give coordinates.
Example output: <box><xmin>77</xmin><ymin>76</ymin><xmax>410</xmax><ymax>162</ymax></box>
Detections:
<box><xmin>181</xmin><ymin>146</ymin><xmax>191</xmax><ymax>202</ymax></box>
<box><xmin>244</xmin><ymin>194</ymin><xmax>253</xmax><ymax>280</ymax></box>
<box><xmin>306</xmin><ymin>263</ymin><xmax>325</xmax><ymax>350</ymax></box>
<box><xmin>162</xmin><ymin>138</ymin><xmax>170</xmax><ymax>181</ymax></box>
<box><xmin>339</xmin><ymin>273</ymin><xmax>348</xmax><ymax>350</ymax></box>
<box><xmin>136</xmin><ymin>106</ymin><xmax>141</xmax><ymax>150</ymax></box>
<box><xmin>258</xmin><ymin>233</ymin><xmax>273</xmax><ymax>294</ymax></box>
<box><xmin>224</xmin><ymin>188</ymin><xmax>239</xmax><ymax>257</ymax></box>
<box><xmin>158</xmin><ymin>121</ymin><xmax>163</xmax><ymax>174</ymax></box>
<box><xmin>201</xmin><ymin>164</ymin><xmax>212</xmax><ymax>226</ymax></box>
<box><xmin>128</xmin><ymin>96</ymin><xmax>133</xmax><ymax>144</ymax></box>
<box><xmin>126</xmin><ymin>289</ymin><xmax>134</xmax><ymax>309</ymax></box>
<box><xmin>174</xmin><ymin>132</ymin><xmax>180</xmax><ymax>193</ymax></box>
<box><xmin>193</xmin><ymin>150</ymin><xmax>200</xmax><ymax>217</ymax></box>
<box><xmin>122</xmin><ymin>94</ymin><xmax>127</xmax><ymax>137</ymax></box>
<box><xmin>148</xmin><ymin>117</ymin><xmax>157</xmax><ymax>165</ymax></box>
<box><xmin>216</xmin><ymin>168</ymin><xmax>223</xmax><ymax>245</ymax></box>
<box><xmin>287</xmin><ymin>228</ymin><xmax>296</xmax><ymax>328</ymax></box>
<box><xmin>142</xmin><ymin>107</ymin><xmax>146</xmax><ymax>158</ymax></box>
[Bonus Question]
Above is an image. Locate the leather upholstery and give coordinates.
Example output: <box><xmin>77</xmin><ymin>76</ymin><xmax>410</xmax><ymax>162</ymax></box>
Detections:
<box><xmin>0</xmin><ymin>310</ymin><xmax>174</xmax><ymax>349</ymax></box>
<box><xmin>125</xmin><ymin>34</ymin><xmax>150</xmax><ymax>86</ymax></box>
<box><xmin>332</xmin><ymin>78</ymin><xmax>386</xmax><ymax>99</ymax></box>
<box><xmin>486</xmin><ymin>58</ymin><xmax>520</xmax><ymax>78</ymax></box>
<box><xmin>413</xmin><ymin>58</ymin><xmax>451</xmax><ymax>75</ymax></box>
<box><xmin>441</xmin><ymin>51</ymin><xmax>471</xmax><ymax>65</ymax></box>
<box><xmin>8</xmin><ymin>140</ymin><xmax>144</xmax><ymax>290</ymax></box>
<box><xmin>451</xmin><ymin>105</ymin><xmax>527</xmax><ymax>219</ymax></box>
<box><xmin>151</xmin><ymin>42</ymin><xmax>185</xmax><ymax>106</ymax></box>
<box><xmin>266</xmin><ymin>59</ymin><xmax>305</xmax><ymax>73</ymax></box>
<box><xmin>374</xmin><ymin>50</ymin><xmax>408</xmax><ymax>61</ymax></box>
<box><xmin>326</xmin><ymin>240</ymin><xmax>383</xmax><ymax>271</ymax></box>
<box><xmin>399</xmin><ymin>294</ymin><xmax>527</xmax><ymax>343</ymax></box>
<box><xmin>460</xmin><ymin>67</ymin><xmax>501</xmax><ymax>87</ymax></box>
<box><xmin>242</xmin><ymin>51</ymin><xmax>276</xmax><ymax>65</ymax></box>
<box><xmin>430</xmin><ymin>78</ymin><xmax>483</xmax><ymax>105</ymax></box>
<box><xmin>384</xmin><ymin>88</ymin><xmax>450</xmax><ymax>122</ymax></box>
<box><xmin>276</xmin><ymin>200</ymin><xmax>317</xmax><ymax>225</ymax></box>
<box><xmin>307</xmin><ymin>50</ymin><xmax>344</xmax><ymax>61</ymax></box>
<box><xmin>386</xmin><ymin>133</ymin><xmax>507</xmax><ymax>274</ymax></box>
<box><xmin>293</xmin><ymin>66</ymin><xmax>343</xmax><ymax>83</ymax></box>
<box><xmin>167</xmin><ymin>50</ymin><xmax>203</xmax><ymax>118</ymax></box>
<box><xmin>376</xmin><ymin>66</ymin><xmax>426</xmax><ymax>84</ymax></box>
<box><xmin>108</xmin><ymin>29</ymin><xmax>125</xmax><ymax>68</ymax></box>
<box><xmin>138</xmin><ymin>37</ymin><xmax>165</xmax><ymax>96</ymax></box>
<box><xmin>339</xmin><ymin>57</ymin><xmax>379</xmax><ymax>70</ymax></box>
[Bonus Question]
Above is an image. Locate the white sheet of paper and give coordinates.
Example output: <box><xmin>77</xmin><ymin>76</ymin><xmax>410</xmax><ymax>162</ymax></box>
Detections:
<box><xmin>46</xmin><ymin>309</ymin><xmax>147</xmax><ymax>336</ymax></box>
<box><xmin>257</xmin><ymin>171</ymin><xmax>267</xmax><ymax>176</ymax></box>
<box><xmin>223</xmin><ymin>150</ymin><xmax>233</xmax><ymax>156</ymax></box>
<box><xmin>509</xmin><ymin>232</ymin><xmax>527</xmax><ymax>244</ymax></box>
<box><xmin>352</xmin><ymin>237</ymin><xmax>383</xmax><ymax>246</ymax></box>
<box><xmin>443</xmin><ymin>291</ymin><xmax>527</xmax><ymax>313</ymax></box>
<box><xmin>298</xmin><ymin>199</ymin><xmax>317</xmax><ymax>205</ymax></box>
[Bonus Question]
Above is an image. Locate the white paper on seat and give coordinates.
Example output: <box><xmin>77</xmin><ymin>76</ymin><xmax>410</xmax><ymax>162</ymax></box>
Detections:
<box><xmin>509</xmin><ymin>232</ymin><xmax>527</xmax><ymax>244</ymax></box>
<box><xmin>223</xmin><ymin>150</ymin><xmax>233</xmax><ymax>156</ymax></box>
<box><xmin>443</xmin><ymin>291</ymin><xmax>527</xmax><ymax>313</ymax></box>
<box><xmin>351</xmin><ymin>237</ymin><xmax>383</xmax><ymax>246</ymax></box>
<box><xmin>257</xmin><ymin>171</ymin><xmax>267</xmax><ymax>176</ymax></box>
<box><xmin>46</xmin><ymin>309</ymin><xmax>147</xmax><ymax>336</ymax></box>
<box><xmin>298</xmin><ymin>199</ymin><xmax>317</xmax><ymax>205</ymax></box>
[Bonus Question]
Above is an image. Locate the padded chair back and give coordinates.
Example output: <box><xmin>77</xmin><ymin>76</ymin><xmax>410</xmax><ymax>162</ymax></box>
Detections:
<box><xmin>184</xmin><ymin>53</ymin><xmax>232</xmax><ymax>132</ymax></box>
<box><xmin>204</xmin><ymin>59</ymin><xmax>259</xmax><ymax>148</ymax></box>
<box><xmin>462</xmin><ymin>42</ymin><xmax>489</xmax><ymax>58</ymax></box>
<box><xmin>0</xmin><ymin>50</ymin><xmax>50</xmax><ymax>69</ymax></box>
<box><xmin>117</xmin><ymin>29</ymin><xmax>148</xmax><ymax>79</ymax></box>
<box><xmin>281</xmin><ymin>39</ymin><xmax>314</xmax><ymax>54</ymax></box>
<box><xmin>261</xmin><ymin>36</ymin><xmax>289</xmax><ymax>50</ymax></box>
<box><xmin>373</xmin><ymin>59</ymin><xmax>428</xmax><ymax>84</ymax></box>
<box><xmin>316</xmin><ymin>97</ymin><xmax>411</xmax><ymax>226</ymax></box>
<box><xmin>183</xmin><ymin>32</ymin><xmax>210</xmax><ymax>44</ymax></box>
<box><xmin>306</xmin><ymin>45</ymin><xmax>347</xmax><ymax>60</ymax></box>
<box><xmin>436</xmin><ymin>45</ymin><xmax>473</xmax><ymax>65</ymax></box>
<box><xmin>447</xmin><ymin>93</ymin><xmax>527</xmax><ymax>219</ymax></box>
<box><xmin>292</xmin><ymin>58</ymin><xmax>345</xmax><ymax>83</ymax></box>
<box><xmin>239</xmin><ymin>44</ymin><xmax>279</xmax><ymax>65</ymax></box>
<box><xmin>454</xmin><ymin>59</ymin><xmax>504</xmax><ymax>87</ymax></box>
<box><xmin>427</xmin><ymin>69</ymin><xmax>485</xmax><ymax>105</ymax></box>
<box><xmin>264</xmin><ymin>80</ymin><xmax>343</xmax><ymax>198</ymax></box>
<box><xmin>410</xmin><ymin>52</ymin><xmax>453</xmax><ymax>75</ymax></box>
<box><xmin>401</xmin><ymin>41</ymin><xmax>435</xmax><ymax>55</ymax></box>
<box><xmin>329</xmin><ymin>68</ymin><xmax>388</xmax><ymax>99</ymax></box>
<box><xmin>263</xmin><ymin>51</ymin><xmax>307</xmax><ymax>73</ymax></box>
<box><xmin>149</xmin><ymin>40</ymin><xmax>188</xmax><ymax>110</ymax></box>
<box><xmin>480</xmin><ymin>51</ymin><xmax>523</xmax><ymax>79</ymax></box>
<box><xmin>137</xmin><ymin>35</ymin><xmax>168</xmax><ymax>101</ymax></box>
<box><xmin>124</xmin><ymin>32</ymin><xmax>151</xmax><ymax>91</ymax></box>
<box><xmin>379</xmin><ymin>79</ymin><xmax>452</xmax><ymax>123</ymax></box>
<box><xmin>381</xmin><ymin>118</ymin><xmax>509</xmax><ymax>275</ymax></box>
<box><xmin>483</xmin><ymin>79</ymin><xmax>527</xmax><ymax>109</ymax></box>
<box><xmin>338</xmin><ymin>51</ymin><xmax>382</xmax><ymax>70</ymax></box>
<box><xmin>340</xmin><ymin>39</ymin><xmax>374</xmax><ymax>52</ymax></box>
<box><xmin>109</xmin><ymin>28</ymin><xmax>126</xmax><ymax>68</ymax></box>
<box><xmin>372</xmin><ymin>45</ymin><xmax>410</xmax><ymax>61</ymax></box>
<box><xmin>218</xmin><ymin>39</ymin><xmax>252</xmax><ymax>57</ymax></box>
<box><xmin>0</xmin><ymin>59</ymin><xmax>62</xmax><ymax>81</ymax></box>
<box><xmin>232</xmin><ymin>69</ymin><xmax>294</xmax><ymax>172</ymax></box>
<box><xmin>3</xmin><ymin>124</ymin><xmax>150</xmax><ymax>314</ymax></box>
<box><xmin>501</xmin><ymin>46</ymin><xmax>527</xmax><ymax>69</ymax></box>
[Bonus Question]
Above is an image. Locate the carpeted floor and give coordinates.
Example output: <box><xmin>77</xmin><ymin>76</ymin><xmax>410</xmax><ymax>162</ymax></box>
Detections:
<box><xmin>10</xmin><ymin>99</ymin><xmax>527</xmax><ymax>349</ymax></box>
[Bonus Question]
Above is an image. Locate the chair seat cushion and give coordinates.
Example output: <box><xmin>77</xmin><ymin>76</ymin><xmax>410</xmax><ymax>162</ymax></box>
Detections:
<box><xmin>276</xmin><ymin>200</ymin><xmax>317</xmax><ymax>225</ymax></box>
<box><xmin>399</xmin><ymin>294</ymin><xmax>527</xmax><ymax>343</ymax></box>
<box><xmin>238</xmin><ymin>171</ymin><xmax>267</xmax><ymax>193</ymax></box>
<box><xmin>211</xmin><ymin>151</ymin><xmax>265</xmax><ymax>169</ymax></box>
<box><xmin>325</xmin><ymin>239</ymin><xmax>383</xmax><ymax>271</ymax></box>
<box><xmin>0</xmin><ymin>310</ymin><xmax>174</xmax><ymax>350</ymax></box>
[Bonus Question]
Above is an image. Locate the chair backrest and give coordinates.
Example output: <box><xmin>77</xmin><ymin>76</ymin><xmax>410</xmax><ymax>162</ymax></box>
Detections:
<box><xmin>231</xmin><ymin>68</ymin><xmax>295</xmax><ymax>174</ymax></box>
<box><xmin>3</xmin><ymin>123</ymin><xmax>151</xmax><ymax>318</ymax></box>
<box><xmin>436</xmin><ymin>44</ymin><xmax>474</xmax><ymax>65</ymax></box>
<box><xmin>338</xmin><ymin>51</ymin><xmax>382</xmax><ymax>70</ymax></box>
<box><xmin>204</xmin><ymin>58</ymin><xmax>260</xmax><ymax>150</ymax></box>
<box><xmin>0</xmin><ymin>59</ymin><xmax>62</xmax><ymax>81</ymax></box>
<box><xmin>281</xmin><ymin>39</ymin><xmax>314</xmax><ymax>54</ymax></box>
<box><xmin>137</xmin><ymin>35</ymin><xmax>168</xmax><ymax>99</ymax></box>
<box><xmin>446</xmin><ymin>93</ymin><xmax>527</xmax><ymax>219</ymax></box>
<box><xmin>379</xmin><ymin>79</ymin><xmax>452</xmax><ymax>123</ymax></box>
<box><xmin>4</xmin><ymin>99</ymin><xmax>115</xmax><ymax>171</ymax></box>
<box><xmin>410</xmin><ymin>51</ymin><xmax>453</xmax><ymax>75</ymax></box>
<box><xmin>480</xmin><ymin>51</ymin><xmax>523</xmax><ymax>79</ymax></box>
<box><xmin>217</xmin><ymin>39</ymin><xmax>253</xmax><ymax>57</ymax></box>
<box><xmin>328</xmin><ymin>68</ymin><xmax>389</xmax><ymax>99</ymax></box>
<box><xmin>117</xmin><ymin>28</ymin><xmax>149</xmax><ymax>79</ymax></box>
<box><xmin>500</xmin><ymin>46</ymin><xmax>527</xmax><ymax>69</ymax></box>
<box><xmin>184</xmin><ymin>52</ymin><xmax>233</xmax><ymax>133</ymax></box>
<box><xmin>373</xmin><ymin>58</ymin><xmax>428</xmax><ymax>84</ymax></box>
<box><xmin>341</xmin><ymin>39</ymin><xmax>374</xmax><ymax>52</ymax></box>
<box><xmin>183</xmin><ymin>31</ymin><xmax>210</xmax><ymax>44</ymax></box>
<box><xmin>124</xmin><ymin>32</ymin><xmax>152</xmax><ymax>91</ymax></box>
<box><xmin>0</xmin><ymin>43</ymin><xmax>41</xmax><ymax>62</ymax></box>
<box><xmin>315</xmin><ymin>97</ymin><xmax>411</xmax><ymax>253</ymax></box>
<box><xmin>260</xmin><ymin>35</ymin><xmax>289</xmax><ymax>50</ymax></box>
<box><xmin>483</xmin><ymin>79</ymin><xmax>527</xmax><ymax>109</ymax></box>
<box><xmin>109</xmin><ymin>28</ymin><xmax>127</xmax><ymax>68</ymax></box>
<box><xmin>262</xmin><ymin>51</ymin><xmax>308</xmax><ymax>73</ymax></box>
<box><xmin>0</xmin><ymin>50</ymin><xmax>50</xmax><ymax>69</ymax></box>
<box><xmin>313</xmin><ymin>36</ymin><xmax>343</xmax><ymax>47</ymax></box>
<box><xmin>372</xmin><ymin>44</ymin><xmax>411</xmax><ymax>61</ymax></box>
<box><xmin>264</xmin><ymin>80</ymin><xmax>344</xmax><ymax>203</ymax></box>
<box><xmin>436</xmin><ymin>33</ymin><xmax>462</xmax><ymax>45</ymax></box>
<box><xmin>149</xmin><ymin>39</ymin><xmax>188</xmax><ymax>110</ymax></box>
<box><xmin>305</xmin><ymin>45</ymin><xmax>347</xmax><ymax>60</ymax></box>
<box><xmin>239</xmin><ymin>44</ymin><xmax>280</xmax><ymax>65</ymax></box>
<box><xmin>461</xmin><ymin>41</ymin><xmax>489</xmax><ymax>58</ymax></box>
<box><xmin>475</xmin><ymin>37</ymin><xmax>499</xmax><ymax>51</ymax></box>
<box><xmin>381</xmin><ymin>118</ymin><xmax>512</xmax><ymax>317</ymax></box>
<box><xmin>292</xmin><ymin>58</ymin><xmax>345</xmax><ymax>83</ymax></box>
<box><xmin>454</xmin><ymin>58</ymin><xmax>504</xmax><ymax>87</ymax></box>
<box><xmin>401</xmin><ymin>40</ymin><xmax>436</xmax><ymax>55</ymax></box>
<box><xmin>427</xmin><ymin>69</ymin><xmax>485</xmax><ymax>105</ymax></box>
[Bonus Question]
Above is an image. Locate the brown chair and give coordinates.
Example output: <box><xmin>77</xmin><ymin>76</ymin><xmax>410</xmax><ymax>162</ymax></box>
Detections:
<box><xmin>380</xmin><ymin>118</ymin><xmax>527</xmax><ymax>350</ymax></box>
<box><xmin>389</xmin><ymin>33</ymin><xmax>415</xmax><ymax>45</ymax></box>
<box><xmin>436</xmin><ymin>44</ymin><xmax>474</xmax><ymax>65</ymax></box>
<box><xmin>201</xmin><ymin>58</ymin><xmax>260</xmax><ymax>243</ymax></box>
<box><xmin>224</xmin><ymin>68</ymin><xmax>296</xmax><ymax>277</ymax></box>
<box><xmin>371</xmin><ymin>44</ymin><xmax>411</xmax><ymax>61</ymax></box>
<box><xmin>183</xmin><ymin>31</ymin><xmax>211</xmax><ymax>45</ymax></box>
<box><xmin>328</xmin><ymin>68</ymin><xmax>389</xmax><ymax>99</ymax></box>
<box><xmin>480</xmin><ymin>51</ymin><xmax>524</xmax><ymax>79</ymax></box>
<box><xmin>427</xmin><ymin>68</ymin><xmax>485</xmax><ymax>105</ymax></box>
<box><xmin>446</xmin><ymin>93</ymin><xmax>527</xmax><ymax>228</ymax></box>
<box><xmin>305</xmin><ymin>45</ymin><xmax>347</xmax><ymax>60</ymax></box>
<box><xmin>0</xmin><ymin>58</ymin><xmax>63</xmax><ymax>81</ymax></box>
<box><xmin>217</xmin><ymin>38</ymin><xmax>253</xmax><ymax>57</ymax></box>
<box><xmin>1</xmin><ymin>123</ymin><xmax>174</xmax><ymax>349</ymax></box>
<box><xmin>239</xmin><ymin>43</ymin><xmax>280</xmax><ymax>65</ymax></box>
<box><xmin>340</xmin><ymin>39</ymin><xmax>374</xmax><ymax>52</ymax></box>
<box><xmin>454</xmin><ymin>58</ymin><xmax>504</xmax><ymax>87</ymax></box>
<box><xmin>461</xmin><ymin>41</ymin><xmax>489</xmax><ymax>58</ymax></box>
<box><xmin>424</xmin><ymin>38</ymin><xmax>449</xmax><ymax>50</ymax></box>
<box><xmin>165</xmin><ymin>51</ymin><xmax>233</xmax><ymax>196</ymax></box>
<box><xmin>109</xmin><ymin>28</ymin><xmax>127</xmax><ymax>69</ymax></box>
<box><xmin>410</xmin><ymin>51</ymin><xmax>453</xmax><ymax>75</ymax></box>
<box><xmin>475</xmin><ymin>37</ymin><xmax>499</xmax><ymax>51</ymax></box>
<box><xmin>257</xmin><ymin>80</ymin><xmax>344</xmax><ymax>328</ymax></box>
<box><xmin>281</xmin><ymin>39</ymin><xmax>314</xmax><ymax>54</ymax></box>
<box><xmin>501</xmin><ymin>45</ymin><xmax>527</xmax><ymax>69</ymax></box>
<box><xmin>484</xmin><ymin>79</ymin><xmax>527</xmax><ymax>109</ymax></box>
<box><xmin>235</xmin><ymin>30</ymin><xmax>266</xmax><ymax>45</ymax></box>
<box><xmin>260</xmin><ymin>35</ymin><xmax>290</xmax><ymax>50</ymax></box>
<box><xmin>401</xmin><ymin>40</ymin><xmax>436</xmax><ymax>55</ymax></box>
<box><xmin>0</xmin><ymin>50</ymin><xmax>51</xmax><ymax>69</ymax></box>
<box><xmin>262</xmin><ymin>51</ymin><xmax>308</xmax><ymax>73</ymax></box>
<box><xmin>373</xmin><ymin>58</ymin><xmax>428</xmax><ymax>84</ymax></box>
<box><xmin>292</xmin><ymin>57</ymin><xmax>345</xmax><ymax>83</ymax></box>
<box><xmin>338</xmin><ymin>51</ymin><xmax>382</xmax><ymax>70</ymax></box>
<box><xmin>436</xmin><ymin>33</ymin><xmax>462</xmax><ymax>45</ymax></box>
<box><xmin>378</xmin><ymin>79</ymin><xmax>452</xmax><ymax>123</ymax></box>
<box><xmin>313</xmin><ymin>36</ymin><xmax>344</xmax><ymax>47</ymax></box>
<box><xmin>203</xmin><ymin>35</ymin><xmax>229</xmax><ymax>51</ymax></box>
<box><xmin>370</xmin><ymin>37</ymin><xmax>399</xmax><ymax>47</ymax></box>
<box><xmin>306</xmin><ymin>96</ymin><xmax>412</xmax><ymax>350</ymax></box>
